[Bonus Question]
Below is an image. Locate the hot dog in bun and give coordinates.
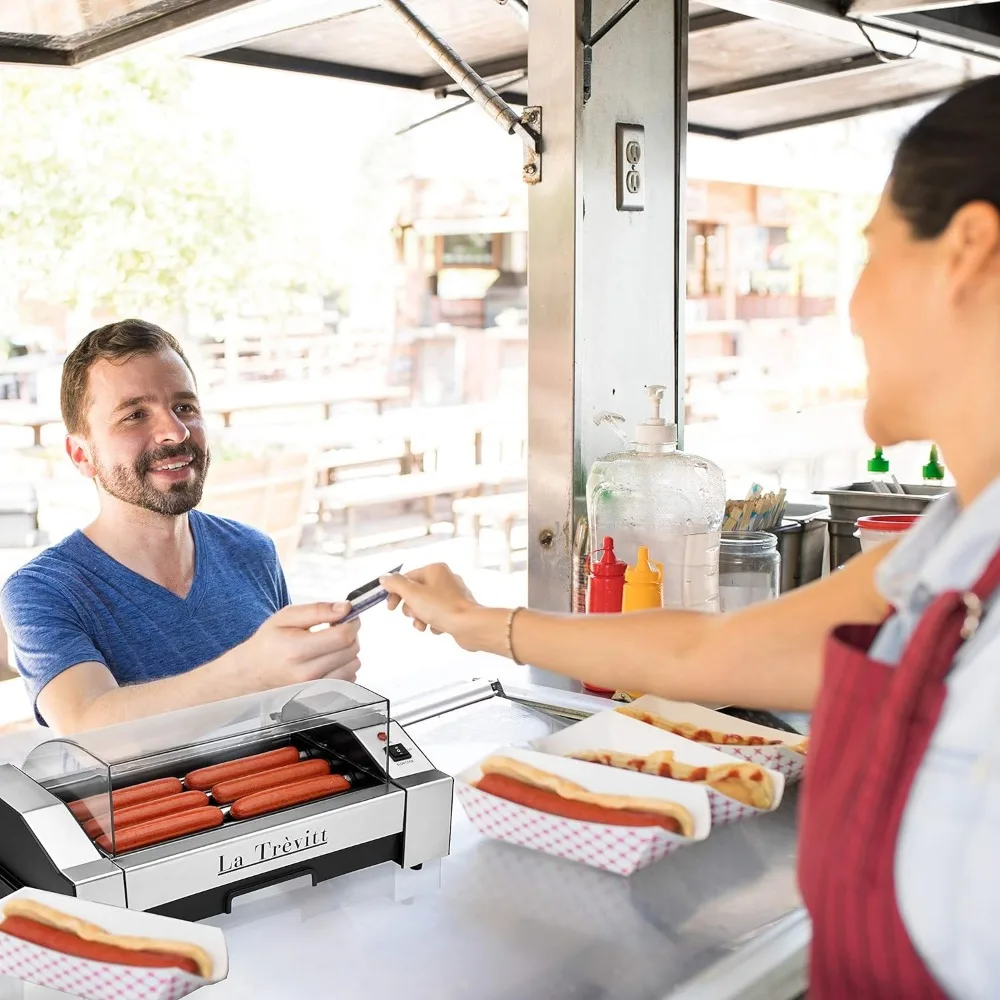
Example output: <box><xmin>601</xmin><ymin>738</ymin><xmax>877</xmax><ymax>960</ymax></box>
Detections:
<box><xmin>0</xmin><ymin>899</ymin><xmax>213</xmax><ymax>978</ymax></box>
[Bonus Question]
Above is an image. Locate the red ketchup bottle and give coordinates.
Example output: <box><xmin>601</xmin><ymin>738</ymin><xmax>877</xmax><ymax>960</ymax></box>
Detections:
<box><xmin>583</xmin><ymin>536</ymin><xmax>626</xmax><ymax>694</ymax></box>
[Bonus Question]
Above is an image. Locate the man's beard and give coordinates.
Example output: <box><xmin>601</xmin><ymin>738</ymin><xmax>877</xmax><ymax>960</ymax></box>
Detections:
<box><xmin>92</xmin><ymin>442</ymin><xmax>211</xmax><ymax>516</ymax></box>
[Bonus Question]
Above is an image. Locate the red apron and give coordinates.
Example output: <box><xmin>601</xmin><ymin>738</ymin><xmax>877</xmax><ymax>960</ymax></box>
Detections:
<box><xmin>798</xmin><ymin>548</ymin><xmax>1000</xmax><ymax>999</ymax></box>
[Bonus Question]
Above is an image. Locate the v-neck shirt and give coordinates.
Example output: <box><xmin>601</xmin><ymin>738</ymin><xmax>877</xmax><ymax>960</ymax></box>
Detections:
<box><xmin>0</xmin><ymin>511</ymin><xmax>289</xmax><ymax>725</ymax></box>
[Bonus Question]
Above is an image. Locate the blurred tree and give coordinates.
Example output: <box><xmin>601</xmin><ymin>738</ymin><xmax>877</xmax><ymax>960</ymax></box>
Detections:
<box><xmin>0</xmin><ymin>58</ymin><xmax>335</xmax><ymax>331</ymax></box>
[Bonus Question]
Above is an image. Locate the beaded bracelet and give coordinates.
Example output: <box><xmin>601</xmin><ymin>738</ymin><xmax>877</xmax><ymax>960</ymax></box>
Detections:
<box><xmin>506</xmin><ymin>607</ymin><xmax>525</xmax><ymax>665</ymax></box>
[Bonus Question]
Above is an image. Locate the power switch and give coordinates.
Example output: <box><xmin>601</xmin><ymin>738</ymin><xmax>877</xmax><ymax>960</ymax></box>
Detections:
<box><xmin>388</xmin><ymin>743</ymin><xmax>412</xmax><ymax>762</ymax></box>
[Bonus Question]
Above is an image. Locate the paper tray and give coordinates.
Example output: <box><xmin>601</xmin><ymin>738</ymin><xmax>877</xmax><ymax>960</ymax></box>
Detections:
<box><xmin>617</xmin><ymin>696</ymin><xmax>808</xmax><ymax>782</ymax></box>
<box><xmin>456</xmin><ymin>746</ymin><xmax>711</xmax><ymax>876</ymax></box>
<box><xmin>0</xmin><ymin>888</ymin><xmax>228</xmax><ymax>1000</ymax></box>
<box><xmin>530</xmin><ymin>710</ymin><xmax>785</xmax><ymax>826</ymax></box>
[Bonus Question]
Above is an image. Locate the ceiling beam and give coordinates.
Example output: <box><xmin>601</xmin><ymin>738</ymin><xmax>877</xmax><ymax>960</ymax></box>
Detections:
<box><xmin>688</xmin><ymin>9</ymin><xmax>752</xmax><ymax>31</ymax></box>
<box><xmin>71</xmin><ymin>0</ymin><xmax>260</xmax><ymax>64</ymax></box>
<box><xmin>0</xmin><ymin>42</ymin><xmax>70</xmax><ymax>66</ymax></box>
<box><xmin>687</xmin><ymin>122</ymin><xmax>743</xmax><ymax>139</ymax></box>
<box><xmin>203</xmin><ymin>47</ymin><xmax>425</xmax><ymax>88</ymax></box>
<box><xmin>689</xmin><ymin>51</ymin><xmax>888</xmax><ymax>102</ymax></box>
<box><xmin>848</xmin><ymin>0</ymin><xmax>991</xmax><ymax>16</ymax></box>
<box><xmin>702</xmin><ymin>0</ymin><xmax>1000</xmax><ymax>71</ymax></box>
<box><xmin>886</xmin><ymin>2</ymin><xmax>1000</xmax><ymax>50</ymax></box>
<box><xmin>693</xmin><ymin>85</ymin><xmax>954</xmax><ymax>139</ymax></box>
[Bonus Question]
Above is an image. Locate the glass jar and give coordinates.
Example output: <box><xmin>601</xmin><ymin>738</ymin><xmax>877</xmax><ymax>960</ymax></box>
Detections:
<box><xmin>718</xmin><ymin>532</ymin><xmax>780</xmax><ymax>613</ymax></box>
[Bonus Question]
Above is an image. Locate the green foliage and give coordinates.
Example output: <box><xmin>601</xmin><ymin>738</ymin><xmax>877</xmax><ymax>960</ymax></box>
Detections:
<box><xmin>785</xmin><ymin>189</ymin><xmax>877</xmax><ymax>297</ymax></box>
<box><xmin>0</xmin><ymin>58</ymin><xmax>334</xmax><ymax>319</ymax></box>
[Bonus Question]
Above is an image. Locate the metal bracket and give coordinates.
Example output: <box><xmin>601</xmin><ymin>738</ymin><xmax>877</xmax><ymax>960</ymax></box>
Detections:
<box><xmin>495</xmin><ymin>0</ymin><xmax>529</xmax><ymax>28</ymax></box>
<box><xmin>521</xmin><ymin>107</ymin><xmax>542</xmax><ymax>184</ymax></box>
<box><xmin>581</xmin><ymin>0</ymin><xmax>648</xmax><ymax>103</ymax></box>
<box><xmin>379</xmin><ymin>0</ymin><xmax>542</xmax><ymax>184</ymax></box>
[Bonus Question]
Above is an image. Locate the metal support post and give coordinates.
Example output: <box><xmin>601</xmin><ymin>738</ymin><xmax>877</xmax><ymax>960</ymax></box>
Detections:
<box><xmin>527</xmin><ymin>0</ymin><xmax>686</xmax><ymax>628</ymax></box>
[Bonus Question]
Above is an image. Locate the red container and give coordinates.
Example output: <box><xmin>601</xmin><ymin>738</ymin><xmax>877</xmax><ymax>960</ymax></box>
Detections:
<box><xmin>584</xmin><ymin>537</ymin><xmax>626</xmax><ymax>693</ymax></box>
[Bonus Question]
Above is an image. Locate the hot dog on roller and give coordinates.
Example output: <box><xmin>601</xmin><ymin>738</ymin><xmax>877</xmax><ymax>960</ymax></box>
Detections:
<box><xmin>96</xmin><ymin>806</ymin><xmax>225</xmax><ymax>854</ymax></box>
<box><xmin>0</xmin><ymin>899</ymin><xmax>213</xmax><ymax>977</ymax></box>
<box><xmin>81</xmin><ymin>791</ymin><xmax>211</xmax><ymax>840</ymax></box>
<box><xmin>210</xmin><ymin>759</ymin><xmax>332</xmax><ymax>804</ymax></box>
<box><xmin>68</xmin><ymin>777</ymin><xmax>184</xmax><ymax>822</ymax></box>
<box><xmin>474</xmin><ymin>756</ymin><xmax>695</xmax><ymax>835</ymax></box>
<box><xmin>229</xmin><ymin>774</ymin><xmax>352</xmax><ymax>820</ymax></box>
<box><xmin>184</xmin><ymin>747</ymin><xmax>302</xmax><ymax>791</ymax></box>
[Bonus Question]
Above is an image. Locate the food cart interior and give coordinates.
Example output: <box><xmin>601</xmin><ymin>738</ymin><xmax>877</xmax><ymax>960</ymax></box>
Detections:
<box><xmin>1</xmin><ymin>0</ymin><xmax>999</xmax><ymax>997</ymax></box>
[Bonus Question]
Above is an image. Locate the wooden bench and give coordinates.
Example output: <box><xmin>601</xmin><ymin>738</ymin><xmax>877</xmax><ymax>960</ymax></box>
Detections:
<box><xmin>453</xmin><ymin>490</ymin><xmax>527</xmax><ymax>573</ymax></box>
<box><xmin>199</xmin><ymin>453</ymin><xmax>312</xmax><ymax>565</ymax></box>
<box><xmin>315</xmin><ymin>466</ymin><xmax>525</xmax><ymax>558</ymax></box>
<box><xmin>315</xmin><ymin>442</ymin><xmax>421</xmax><ymax>486</ymax></box>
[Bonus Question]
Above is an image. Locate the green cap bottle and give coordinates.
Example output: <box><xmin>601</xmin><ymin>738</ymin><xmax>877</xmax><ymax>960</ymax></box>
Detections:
<box><xmin>868</xmin><ymin>446</ymin><xmax>890</xmax><ymax>474</ymax></box>
<box><xmin>922</xmin><ymin>444</ymin><xmax>945</xmax><ymax>481</ymax></box>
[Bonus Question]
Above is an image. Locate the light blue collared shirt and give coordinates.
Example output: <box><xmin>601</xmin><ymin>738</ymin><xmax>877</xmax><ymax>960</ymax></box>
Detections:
<box><xmin>869</xmin><ymin>479</ymin><xmax>1000</xmax><ymax>1000</ymax></box>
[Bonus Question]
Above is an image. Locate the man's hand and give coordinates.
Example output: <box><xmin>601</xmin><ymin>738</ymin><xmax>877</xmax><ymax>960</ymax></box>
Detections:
<box><xmin>35</xmin><ymin>602</ymin><xmax>363</xmax><ymax>735</ymax></box>
<box><xmin>239</xmin><ymin>603</ymin><xmax>362</xmax><ymax>687</ymax></box>
<box><xmin>381</xmin><ymin>564</ymin><xmax>483</xmax><ymax>649</ymax></box>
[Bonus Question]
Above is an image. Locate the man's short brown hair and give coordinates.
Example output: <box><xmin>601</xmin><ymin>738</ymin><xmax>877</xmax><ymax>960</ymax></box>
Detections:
<box><xmin>61</xmin><ymin>319</ymin><xmax>196</xmax><ymax>435</ymax></box>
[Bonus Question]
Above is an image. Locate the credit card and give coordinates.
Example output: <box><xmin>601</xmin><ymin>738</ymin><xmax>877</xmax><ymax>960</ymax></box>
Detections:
<box><xmin>338</xmin><ymin>564</ymin><xmax>403</xmax><ymax>623</ymax></box>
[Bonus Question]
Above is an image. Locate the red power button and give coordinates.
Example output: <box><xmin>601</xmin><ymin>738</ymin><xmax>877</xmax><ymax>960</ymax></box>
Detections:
<box><xmin>377</xmin><ymin>731</ymin><xmax>388</xmax><ymax>742</ymax></box>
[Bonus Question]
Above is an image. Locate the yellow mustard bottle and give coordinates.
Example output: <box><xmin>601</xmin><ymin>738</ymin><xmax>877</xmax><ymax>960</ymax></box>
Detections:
<box><xmin>621</xmin><ymin>546</ymin><xmax>663</xmax><ymax>612</ymax></box>
<box><xmin>614</xmin><ymin>547</ymin><xmax>663</xmax><ymax>702</ymax></box>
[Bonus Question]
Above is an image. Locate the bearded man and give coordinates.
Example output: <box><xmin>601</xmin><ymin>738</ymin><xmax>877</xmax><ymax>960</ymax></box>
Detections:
<box><xmin>1</xmin><ymin>319</ymin><xmax>361</xmax><ymax>732</ymax></box>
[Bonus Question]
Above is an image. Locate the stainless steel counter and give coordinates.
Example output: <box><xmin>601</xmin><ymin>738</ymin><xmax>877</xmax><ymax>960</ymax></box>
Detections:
<box><xmin>0</xmin><ymin>694</ymin><xmax>808</xmax><ymax>1000</ymax></box>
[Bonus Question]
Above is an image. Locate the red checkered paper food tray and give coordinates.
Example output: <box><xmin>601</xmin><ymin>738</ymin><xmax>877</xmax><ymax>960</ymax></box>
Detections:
<box><xmin>456</xmin><ymin>746</ymin><xmax>711</xmax><ymax>876</ymax></box>
<box><xmin>531</xmin><ymin>710</ymin><xmax>785</xmax><ymax>826</ymax></box>
<box><xmin>0</xmin><ymin>888</ymin><xmax>228</xmax><ymax>1000</ymax></box>
<box><xmin>617</xmin><ymin>696</ymin><xmax>808</xmax><ymax>782</ymax></box>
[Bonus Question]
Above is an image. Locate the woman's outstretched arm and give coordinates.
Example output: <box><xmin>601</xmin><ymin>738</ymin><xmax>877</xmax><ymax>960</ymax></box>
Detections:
<box><xmin>382</xmin><ymin>542</ymin><xmax>894</xmax><ymax>712</ymax></box>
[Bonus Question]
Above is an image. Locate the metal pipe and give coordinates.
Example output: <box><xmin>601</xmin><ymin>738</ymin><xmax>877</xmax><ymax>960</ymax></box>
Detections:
<box><xmin>378</xmin><ymin>0</ymin><xmax>538</xmax><ymax>150</ymax></box>
<box><xmin>393</xmin><ymin>679</ymin><xmax>499</xmax><ymax>727</ymax></box>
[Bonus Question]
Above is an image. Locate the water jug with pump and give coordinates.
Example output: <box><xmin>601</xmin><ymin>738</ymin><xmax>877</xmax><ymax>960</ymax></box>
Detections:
<box><xmin>586</xmin><ymin>385</ymin><xmax>726</xmax><ymax>612</ymax></box>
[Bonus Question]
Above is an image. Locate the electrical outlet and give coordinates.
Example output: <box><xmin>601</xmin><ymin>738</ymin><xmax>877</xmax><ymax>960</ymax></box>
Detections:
<box><xmin>616</xmin><ymin>123</ymin><xmax>644</xmax><ymax>212</ymax></box>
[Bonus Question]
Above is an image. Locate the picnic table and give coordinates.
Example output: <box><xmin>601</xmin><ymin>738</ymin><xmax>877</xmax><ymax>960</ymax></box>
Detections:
<box><xmin>306</xmin><ymin>403</ymin><xmax>526</xmax><ymax>484</ymax></box>
<box><xmin>452</xmin><ymin>490</ymin><xmax>527</xmax><ymax>573</ymax></box>
<box><xmin>0</xmin><ymin>403</ymin><xmax>62</xmax><ymax>447</ymax></box>
<box><xmin>206</xmin><ymin>382</ymin><xmax>410</xmax><ymax>426</ymax></box>
<box><xmin>316</xmin><ymin>464</ymin><xmax>526</xmax><ymax>558</ymax></box>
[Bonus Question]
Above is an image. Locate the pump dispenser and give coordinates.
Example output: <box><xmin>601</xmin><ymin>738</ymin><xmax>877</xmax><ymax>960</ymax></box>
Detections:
<box><xmin>587</xmin><ymin>384</ymin><xmax>726</xmax><ymax>612</ymax></box>
<box><xmin>633</xmin><ymin>385</ymin><xmax>677</xmax><ymax>447</ymax></box>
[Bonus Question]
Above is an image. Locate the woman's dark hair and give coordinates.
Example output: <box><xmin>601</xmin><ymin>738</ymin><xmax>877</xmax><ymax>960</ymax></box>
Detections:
<box><xmin>891</xmin><ymin>76</ymin><xmax>1000</xmax><ymax>240</ymax></box>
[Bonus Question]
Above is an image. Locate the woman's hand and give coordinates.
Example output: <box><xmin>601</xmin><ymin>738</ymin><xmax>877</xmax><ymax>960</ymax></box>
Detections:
<box><xmin>381</xmin><ymin>564</ymin><xmax>499</xmax><ymax>652</ymax></box>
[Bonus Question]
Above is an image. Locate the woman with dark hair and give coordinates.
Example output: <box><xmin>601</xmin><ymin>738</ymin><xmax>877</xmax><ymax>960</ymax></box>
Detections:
<box><xmin>383</xmin><ymin>79</ymin><xmax>1000</xmax><ymax>998</ymax></box>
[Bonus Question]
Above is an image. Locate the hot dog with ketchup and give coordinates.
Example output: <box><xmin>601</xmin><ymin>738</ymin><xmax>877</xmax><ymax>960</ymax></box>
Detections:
<box><xmin>474</xmin><ymin>755</ymin><xmax>695</xmax><ymax>835</ymax></box>
<box><xmin>0</xmin><ymin>899</ymin><xmax>213</xmax><ymax>977</ymax></box>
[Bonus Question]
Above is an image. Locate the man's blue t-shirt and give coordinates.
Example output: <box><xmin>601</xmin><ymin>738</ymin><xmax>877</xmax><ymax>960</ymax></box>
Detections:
<box><xmin>0</xmin><ymin>511</ymin><xmax>290</xmax><ymax>725</ymax></box>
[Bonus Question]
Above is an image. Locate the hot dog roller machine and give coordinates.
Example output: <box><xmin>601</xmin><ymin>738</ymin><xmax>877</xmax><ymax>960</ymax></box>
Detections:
<box><xmin>0</xmin><ymin>680</ymin><xmax>453</xmax><ymax>919</ymax></box>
